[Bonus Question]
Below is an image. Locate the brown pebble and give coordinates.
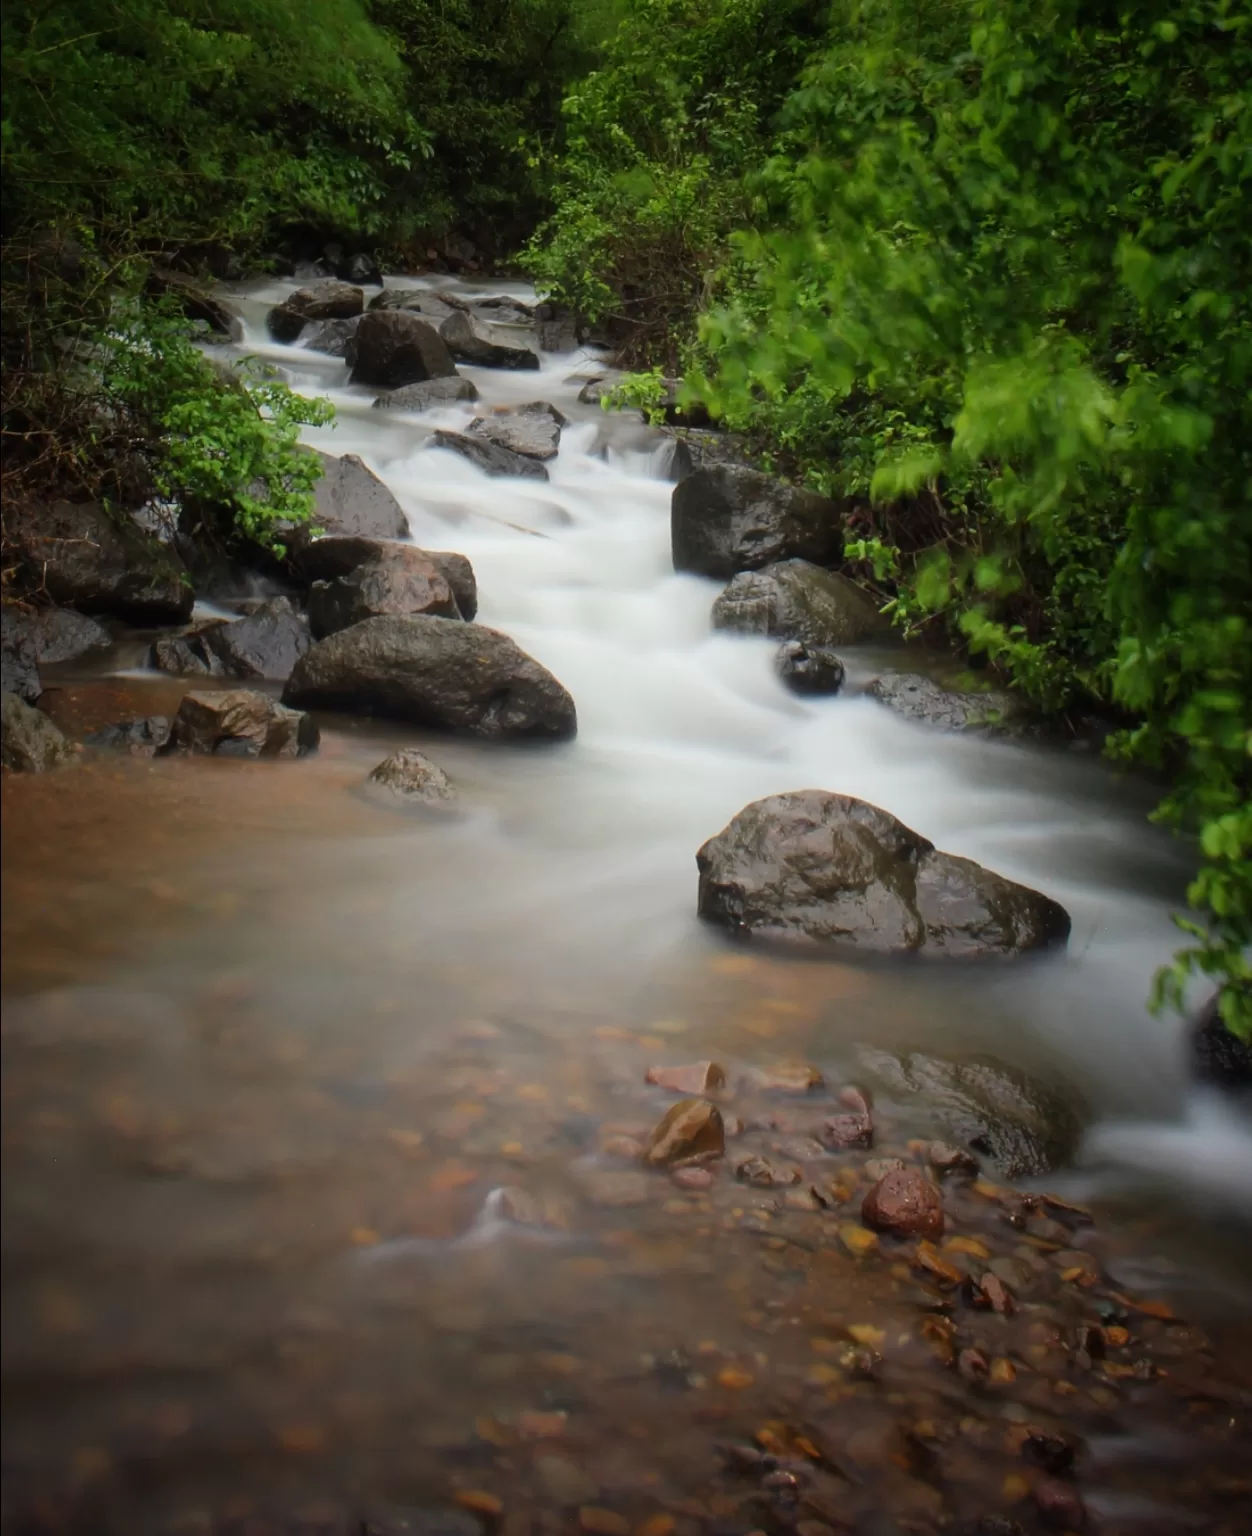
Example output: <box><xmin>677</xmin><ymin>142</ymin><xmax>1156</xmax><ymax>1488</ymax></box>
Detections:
<box><xmin>862</xmin><ymin>1168</ymin><xmax>944</xmax><ymax>1239</ymax></box>
<box><xmin>642</xmin><ymin>1099</ymin><xmax>725</xmax><ymax>1165</ymax></box>
<box><xmin>746</xmin><ymin>1062</ymin><xmax>824</xmax><ymax>1093</ymax></box>
<box><xmin>646</xmin><ymin>1061</ymin><xmax>725</xmax><ymax>1094</ymax></box>
<box><xmin>975</xmin><ymin>1273</ymin><xmax>1017</xmax><ymax>1315</ymax></box>
<box><xmin>455</xmin><ymin>1491</ymin><xmax>504</xmax><ymax>1518</ymax></box>
<box><xmin>1033</xmin><ymin>1476</ymin><xmax>1086</xmax><ymax>1529</ymax></box>
<box><xmin>671</xmin><ymin>1165</ymin><xmax>713</xmax><ymax>1190</ymax></box>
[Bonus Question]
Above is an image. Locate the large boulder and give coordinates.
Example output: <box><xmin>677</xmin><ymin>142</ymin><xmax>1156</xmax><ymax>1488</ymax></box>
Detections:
<box><xmin>16</xmin><ymin>501</ymin><xmax>193</xmax><ymax>624</ymax></box>
<box><xmin>283</xmin><ymin>615</ymin><xmax>577</xmax><ymax>740</ymax></box>
<box><xmin>267</xmin><ymin>280</ymin><xmax>364</xmax><ymax>342</ymax></box>
<box><xmin>857</xmin><ymin>1048</ymin><xmax>1084</xmax><ymax>1178</ymax></box>
<box><xmin>339</xmin><ymin>253</ymin><xmax>382</xmax><ymax>287</ymax></box>
<box><xmin>696</xmin><ymin>790</ymin><xmax>1071</xmax><ymax>959</ymax></box>
<box><xmin>712</xmin><ymin>559</ymin><xmax>885</xmax><ymax>647</ymax></box>
<box><xmin>347</xmin><ymin>311</ymin><xmax>457</xmax><ymax>389</ymax></box>
<box><xmin>2</xmin><ymin>607</ymin><xmax>42</xmax><ymax>702</ymax></box>
<box><xmin>309</xmin><ymin>548</ymin><xmax>461</xmax><ymax>637</ymax></box>
<box><xmin>439</xmin><ymin>310</ymin><xmax>539</xmax><ymax>371</ymax></box>
<box><xmin>309</xmin><ymin>453</ymin><xmax>409</xmax><ymax>540</ymax></box>
<box><xmin>1</xmin><ymin>692</ymin><xmax>76</xmax><ymax>772</ymax></box>
<box><xmin>430</xmin><ymin>430</ymin><xmax>549</xmax><ymax>481</ymax></box>
<box><xmin>535</xmin><ymin>301</ymin><xmax>578</xmax><ymax>353</ymax></box>
<box><xmin>154</xmin><ymin>598</ymin><xmax>311</xmax><ymax>681</ymax></box>
<box><xmin>467</xmin><ymin>402</ymin><xmax>565</xmax><ymax>462</ymax></box>
<box><xmin>299</xmin><ymin>315</ymin><xmax>363</xmax><ymax>358</ymax></box>
<box><xmin>22</xmin><ymin>607</ymin><xmax>111</xmax><ymax>665</ymax></box>
<box><xmin>295</xmin><ymin>537</ymin><xmax>477</xmax><ymax>622</ymax></box>
<box><xmin>373</xmin><ymin>377</ymin><xmax>479</xmax><ymax>411</ymax></box>
<box><xmin>169</xmin><ymin>689</ymin><xmax>319</xmax><ymax>757</ymax></box>
<box><xmin>368</xmin><ymin>288</ymin><xmax>462</xmax><ymax>327</ymax></box>
<box><xmin>672</xmin><ymin>465</ymin><xmax>843</xmax><ymax>578</ymax></box>
<box><xmin>866</xmin><ymin>671</ymin><xmax>1030</xmax><ymax>735</ymax></box>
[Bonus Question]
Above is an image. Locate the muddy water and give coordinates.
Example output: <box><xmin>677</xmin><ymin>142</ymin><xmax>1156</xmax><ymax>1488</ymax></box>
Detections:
<box><xmin>3</xmin><ymin>276</ymin><xmax>1250</xmax><ymax>1534</ymax></box>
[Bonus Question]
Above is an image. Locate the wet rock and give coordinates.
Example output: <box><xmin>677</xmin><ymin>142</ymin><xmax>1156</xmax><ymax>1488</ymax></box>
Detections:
<box><xmin>440</xmin><ymin>309</ymin><xmax>539</xmax><ymax>370</ymax></box>
<box><xmin>866</xmin><ymin>671</ymin><xmax>1030</xmax><ymax>735</ymax></box>
<box><xmin>1</xmin><ymin>692</ymin><xmax>76</xmax><ymax>772</ymax></box>
<box><xmin>1189</xmin><ymin>990</ymin><xmax>1252</xmax><ymax>1092</ymax></box>
<box><xmin>775</xmin><ymin>640</ymin><xmax>845</xmax><ymax>696</ymax></box>
<box><xmin>671</xmin><ymin>466</ymin><xmax>843</xmax><ymax>579</ymax></box>
<box><xmin>348</xmin><ymin>310</ymin><xmax>459</xmax><ymax>389</ymax></box>
<box><xmin>468</xmin><ymin>402</ymin><xmax>565</xmax><ymax>461</ymax></box>
<box><xmin>736</xmin><ymin>1155</ymin><xmax>800</xmax><ymax>1188</ymax></box>
<box><xmin>929</xmin><ymin>1141</ymin><xmax>981</xmax><ymax>1177</ymax></box>
<box><xmin>373</xmin><ymin>376</ymin><xmax>480</xmax><ymax>410</ymax></box>
<box><xmin>818</xmin><ymin>1114</ymin><xmax>873</xmax><ymax>1151</ymax></box>
<box><xmin>309</xmin><ymin>452</ymin><xmax>410</xmax><ymax>540</ymax></box>
<box><xmin>431</xmin><ymin>429</ymin><xmax>550</xmax><ymax>481</ymax></box>
<box><xmin>299</xmin><ymin>314</ymin><xmax>363</xmax><ymax>357</ymax></box>
<box><xmin>15</xmin><ymin>500</ymin><xmax>193</xmax><ymax>624</ymax></box>
<box><xmin>152</xmin><ymin>624</ymin><xmax>228</xmax><ymax>677</ymax></box>
<box><xmin>642</xmin><ymin>1099</ymin><xmax>726</xmax><ymax>1165</ymax></box>
<box><xmin>646</xmin><ymin>1061</ymin><xmax>726</xmax><ymax>1095</ymax></box>
<box><xmin>576</xmin><ymin>375</ymin><xmax>617</xmax><ymax>405</ymax></box>
<box><xmin>859</xmin><ymin>1049</ymin><xmax>1082</xmax><ymax>1178</ymax></box>
<box><xmin>864</xmin><ymin>1157</ymin><xmax>907</xmax><ymax>1182</ymax></box>
<box><xmin>1022</xmin><ymin>1431</ymin><xmax>1076</xmax><ymax>1475</ymax></box>
<box><xmin>367</xmin><ymin>748</ymin><xmax>455</xmax><ymax>807</ymax></box>
<box><xmin>2</xmin><ymin>607</ymin><xmax>42</xmax><ymax>702</ymax></box>
<box><xmin>309</xmin><ymin>547</ymin><xmax>461</xmax><ymax>637</ymax></box>
<box><xmin>153</xmin><ymin>599</ymin><xmax>310</xmax><ymax>682</ymax></box>
<box><xmin>7</xmin><ymin>605</ymin><xmax>111</xmax><ymax>669</ymax></box>
<box><xmin>861</xmin><ymin>1167</ymin><xmax>944</xmax><ymax>1239</ymax></box>
<box><xmin>84</xmin><ymin>716</ymin><xmax>172</xmax><ymax>756</ymax></box>
<box><xmin>672</xmin><ymin>1165</ymin><xmax>714</xmax><ymax>1190</ymax></box>
<box><xmin>746</xmin><ymin>1062</ymin><xmax>824</xmax><ymax>1093</ymax></box>
<box><xmin>1033</xmin><ymin>1477</ymin><xmax>1086</xmax><ymax>1529</ymax></box>
<box><xmin>696</xmin><ymin>791</ymin><xmax>1072</xmax><ymax>960</ymax></box>
<box><xmin>660</xmin><ymin>426</ymin><xmax>755</xmax><ymax>481</ymax></box>
<box><xmin>369</xmin><ymin>288</ymin><xmax>462</xmax><ymax>326</ymax></box>
<box><xmin>297</xmin><ymin>536</ymin><xmax>477</xmax><ymax>621</ymax></box>
<box><xmin>972</xmin><ymin>1273</ymin><xmax>1016</xmax><ymax>1314</ymax></box>
<box><xmin>169</xmin><ymin>689</ymin><xmax>319</xmax><ymax>757</ymax></box>
<box><xmin>536</xmin><ymin>1453</ymin><xmax>599</xmax><ymax>1505</ymax></box>
<box><xmin>267</xmin><ymin>280</ymin><xmax>364</xmax><ymax>341</ymax></box>
<box><xmin>283</xmin><ymin>614</ymin><xmax>577</xmax><ymax>740</ymax></box>
<box><xmin>339</xmin><ymin>252</ymin><xmax>382</xmax><ymax>287</ymax></box>
<box><xmin>712</xmin><ymin>561</ymin><xmax>885</xmax><ymax>648</ymax></box>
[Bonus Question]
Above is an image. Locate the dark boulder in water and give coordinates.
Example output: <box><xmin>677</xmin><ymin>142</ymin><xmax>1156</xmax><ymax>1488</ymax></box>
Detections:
<box><xmin>672</xmin><ymin>465</ymin><xmax>843</xmax><ymax>578</ymax></box>
<box><xmin>1190</xmin><ymin>991</ymin><xmax>1252</xmax><ymax>1092</ymax></box>
<box><xmin>348</xmin><ymin>310</ymin><xmax>458</xmax><ymax>389</ymax></box>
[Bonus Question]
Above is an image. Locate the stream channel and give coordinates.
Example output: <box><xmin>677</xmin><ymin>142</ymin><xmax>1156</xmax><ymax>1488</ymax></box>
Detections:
<box><xmin>2</xmin><ymin>273</ymin><xmax>1250</xmax><ymax>1534</ymax></box>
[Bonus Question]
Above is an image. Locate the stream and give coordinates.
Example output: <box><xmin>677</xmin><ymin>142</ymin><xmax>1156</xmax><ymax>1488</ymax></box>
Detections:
<box><xmin>2</xmin><ymin>273</ymin><xmax>1250</xmax><ymax>1534</ymax></box>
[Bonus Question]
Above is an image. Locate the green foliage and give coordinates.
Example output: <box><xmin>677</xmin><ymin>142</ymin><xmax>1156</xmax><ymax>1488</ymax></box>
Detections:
<box><xmin>524</xmin><ymin>0</ymin><xmax>826</xmax><ymax>363</ymax></box>
<box><xmin>99</xmin><ymin>308</ymin><xmax>334</xmax><ymax>552</ymax></box>
<box><xmin>697</xmin><ymin>0</ymin><xmax>1251</xmax><ymax>1034</ymax></box>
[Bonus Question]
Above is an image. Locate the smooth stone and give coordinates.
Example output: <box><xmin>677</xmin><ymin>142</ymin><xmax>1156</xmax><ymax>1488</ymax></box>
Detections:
<box><xmin>295</xmin><ymin>536</ymin><xmax>477</xmax><ymax>622</ymax></box>
<box><xmin>308</xmin><ymin>548</ymin><xmax>460</xmax><ymax>637</ymax></box>
<box><xmin>671</xmin><ymin>465</ymin><xmax>843</xmax><ymax>578</ymax></box>
<box><xmin>712</xmin><ymin>559</ymin><xmax>885</xmax><ymax>647</ymax></box>
<box><xmin>430</xmin><ymin>429</ymin><xmax>550</xmax><ymax>481</ymax></box>
<box><xmin>775</xmin><ymin>640</ymin><xmax>845</xmax><ymax>695</ymax></box>
<box><xmin>861</xmin><ymin>1168</ymin><xmax>945</xmax><ymax>1239</ymax></box>
<box><xmin>440</xmin><ymin>309</ymin><xmax>539</xmax><ymax>370</ymax></box>
<box><xmin>645</xmin><ymin>1062</ymin><xmax>726</xmax><ymax>1094</ymax></box>
<box><xmin>348</xmin><ymin>310</ymin><xmax>458</xmax><ymax>389</ymax></box>
<box><xmin>642</xmin><ymin>1099</ymin><xmax>725</xmax><ymax>1165</ymax></box>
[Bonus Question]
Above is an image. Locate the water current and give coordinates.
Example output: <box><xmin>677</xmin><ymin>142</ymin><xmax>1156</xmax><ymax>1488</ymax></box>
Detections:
<box><xmin>2</xmin><ymin>273</ymin><xmax>1249</xmax><ymax>1533</ymax></box>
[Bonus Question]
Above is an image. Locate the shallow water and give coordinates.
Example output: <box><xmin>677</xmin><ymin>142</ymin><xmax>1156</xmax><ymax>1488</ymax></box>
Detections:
<box><xmin>3</xmin><ymin>274</ymin><xmax>1250</xmax><ymax>1533</ymax></box>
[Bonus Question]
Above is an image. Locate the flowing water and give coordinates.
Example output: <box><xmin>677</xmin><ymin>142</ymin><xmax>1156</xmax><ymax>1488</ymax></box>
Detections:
<box><xmin>2</xmin><ymin>274</ymin><xmax>1250</xmax><ymax>1534</ymax></box>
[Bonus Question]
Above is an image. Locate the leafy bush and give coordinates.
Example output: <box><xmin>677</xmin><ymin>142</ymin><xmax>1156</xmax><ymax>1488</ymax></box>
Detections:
<box><xmin>699</xmin><ymin>0</ymin><xmax>1251</xmax><ymax>1034</ymax></box>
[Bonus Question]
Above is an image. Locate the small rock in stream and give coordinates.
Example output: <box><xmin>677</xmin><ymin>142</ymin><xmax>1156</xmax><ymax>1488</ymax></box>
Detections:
<box><xmin>85</xmin><ymin>716</ymin><xmax>172</xmax><ymax>756</ymax></box>
<box><xmin>645</xmin><ymin>1061</ymin><xmax>726</xmax><ymax>1095</ymax></box>
<box><xmin>642</xmin><ymin>1099</ymin><xmax>725</xmax><ymax>1165</ymax></box>
<box><xmin>745</xmin><ymin>1061</ymin><xmax>824</xmax><ymax>1093</ymax></box>
<box><xmin>170</xmin><ymin>689</ymin><xmax>319</xmax><ymax>758</ymax></box>
<box><xmin>1033</xmin><ymin>1476</ymin><xmax>1087</xmax><ymax>1529</ymax></box>
<box><xmin>775</xmin><ymin>640</ymin><xmax>846</xmax><ymax>696</ymax></box>
<box><xmin>735</xmin><ymin>1155</ymin><xmax>800</xmax><ymax>1188</ymax></box>
<box><xmin>367</xmin><ymin>748</ymin><xmax>455</xmax><ymax>807</ymax></box>
<box><xmin>1</xmin><ymin>692</ymin><xmax>76</xmax><ymax>772</ymax></box>
<box><xmin>861</xmin><ymin>1167</ymin><xmax>945</xmax><ymax>1239</ymax></box>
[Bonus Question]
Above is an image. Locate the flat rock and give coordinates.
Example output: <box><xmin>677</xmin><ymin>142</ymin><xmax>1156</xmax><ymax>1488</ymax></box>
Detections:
<box><xmin>712</xmin><ymin>559</ymin><xmax>885</xmax><ymax>647</ymax></box>
<box><xmin>775</xmin><ymin>640</ymin><xmax>845</xmax><ymax>695</ymax></box>
<box><xmin>661</xmin><ymin>427</ymin><xmax>756</xmax><ymax>482</ymax></box>
<box><xmin>861</xmin><ymin>1167</ymin><xmax>945</xmax><ymax>1239</ymax></box>
<box><xmin>296</xmin><ymin>536</ymin><xmax>477</xmax><ymax>621</ymax></box>
<box><xmin>467</xmin><ymin>402</ymin><xmax>565</xmax><ymax>461</ymax></box>
<box><xmin>310</xmin><ymin>452</ymin><xmax>409</xmax><ymax>539</ymax></box>
<box><xmin>696</xmin><ymin>790</ymin><xmax>1071</xmax><ymax>959</ymax></box>
<box><xmin>431</xmin><ymin>429</ymin><xmax>550</xmax><ymax>480</ymax></box>
<box><xmin>1</xmin><ymin>692</ymin><xmax>75</xmax><ymax>772</ymax></box>
<box><xmin>369</xmin><ymin>288</ymin><xmax>463</xmax><ymax>326</ymax></box>
<box><xmin>866</xmin><ymin>671</ymin><xmax>1029</xmax><ymax>734</ymax></box>
<box><xmin>15</xmin><ymin>501</ymin><xmax>192</xmax><ymax>624</ymax></box>
<box><xmin>348</xmin><ymin>310</ymin><xmax>458</xmax><ymax>389</ymax></box>
<box><xmin>309</xmin><ymin>547</ymin><xmax>461</xmax><ymax>637</ymax></box>
<box><xmin>367</xmin><ymin>748</ymin><xmax>455</xmax><ymax>807</ymax></box>
<box><xmin>283</xmin><ymin>614</ymin><xmax>577</xmax><ymax>740</ymax></box>
<box><xmin>642</xmin><ymin>1099</ymin><xmax>725</xmax><ymax>1165</ymax></box>
<box><xmin>672</xmin><ymin>465</ymin><xmax>843</xmax><ymax>578</ymax></box>
<box><xmin>169</xmin><ymin>689</ymin><xmax>319</xmax><ymax>758</ymax></box>
<box><xmin>440</xmin><ymin>309</ymin><xmax>539</xmax><ymax>370</ymax></box>
<box><xmin>373</xmin><ymin>377</ymin><xmax>479</xmax><ymax>411</ymax></box>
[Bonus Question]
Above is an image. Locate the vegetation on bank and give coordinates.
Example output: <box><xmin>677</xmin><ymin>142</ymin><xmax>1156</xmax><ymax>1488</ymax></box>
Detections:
<box><xmin>1</xmin><ymin>0</ymin><xmax>1247</xmax><ymax>1034</ymax></box>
